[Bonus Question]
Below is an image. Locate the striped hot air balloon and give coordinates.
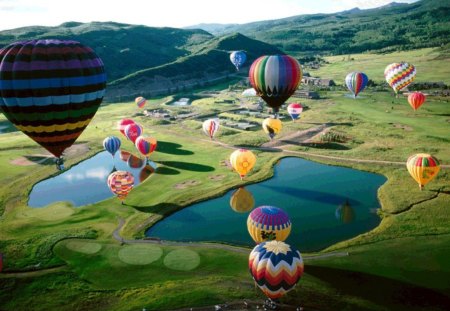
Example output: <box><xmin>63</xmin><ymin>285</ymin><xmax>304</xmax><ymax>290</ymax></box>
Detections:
<box><xmin>229</xmin><ymin>149</ymin><xmax>256</xmax><ymax>180</ymax></box>
<box><xmin>407</xmin><ymin>92</ymin><xmax>426</xmax><ymax>111</ymax></box>
<box><xmin>0</xmin><ymin>39</ymin><xmax>106</xmax><ymax>166</ymax></box>
<box><xmin>230</xmin><ymin>187</ymin><xmax>255</xmax><ymax>213</ymax></box>
<box><xmin>262</xmin><ymin>117</ymin><xmax>282</xmax><ymax>140</ymax></box>
<box><xmin>345</xmin><ymin>72</ymin><xmax>369</xmax><ymax>98</ymax></box>
<box><xmin>247</xmin><ymin>205</ymin><xmax>291</xmax><ymax>243</ymax></box>
<box><xmin>249</xmin><ymin>55</ymin><xmax>302</xmax><ymax>115</ymax></box>
<box><xmin>287</xmin><ymin>103</ymin><xmax>303</xmax><ymax>121</ymax></box>
<box><xmin>230</xmin><ymin>51</ymin><xmax>247</xmax><ymax>71</ymax></box>
<box><xmin>202</xmin><ymin>118</ymin><xmax>220</xmax><ymax>139</ymax></box>
<box><xmin>384</xmin><ymin>62</ymin><xmax>416</xmax><ymax>94</ymax></box>
<box><xmin>124</xmin><ymin>123</ymin><xmax>143</xmax><ymax>143</ymax></box>
<box><xmin>107</xmin><ymin>170</ymin><xmax>134</xmax><ymax>204</ymax></box>
<box><xmin>135</xmin><ymin>136</ymin><xmax>157</xmax><ymax>160</ymax></box>
<box><xmin>135</xmin><ymin>96</ymin><xmax>146</xmax><ymax>108</ymax></box>
<box><xmin>249</xmin><ymin>240</ymin><xmax>304</xmax><ymax>300</ymax></box>
<box><xmin>406</xmin><ymin>153</ymin><xmax>440</xmax><ymax>190</ymax></box>
<box><xmin>103</xmin><ymin>136</ymin><xmax>121</xmax><ymax>157</ymax></box>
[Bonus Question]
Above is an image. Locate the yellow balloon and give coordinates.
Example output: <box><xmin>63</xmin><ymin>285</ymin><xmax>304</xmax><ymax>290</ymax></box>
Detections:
<box><xmin>247</xmin><ymin>206</ymin><xmax>291</xmax><ymax>243</ymax></box>
<box><xmin>230</xmin><ymin>187</ymin><xmax>255</xmax><ymax>213</ymax></box>
<box><xmin>262</xmin><ymin>117</ymin><xmax>282</xmax><ymax>139</ymax></box>
<box><xmin>406</xmin><ymin>153</ymin><xmax>440</xmax><ymax>190</ymax></box>
<box><xmin>229</xmin><ymin>149</ymin><xmax>256</xmax><ymax>179</ymax></box>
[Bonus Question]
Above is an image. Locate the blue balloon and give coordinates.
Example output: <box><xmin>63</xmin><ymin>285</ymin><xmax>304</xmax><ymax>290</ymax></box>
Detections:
<box><xmin>345</xmin><ymin>72</ymin><xmax>369</xmax><ymax>98</ymax></box>
<box><xmin>103</xmin><ymin>136</ymin><xmax>121</xmax><ymax>156</ymax></box>
<box><xmin>230</xmin><ymin>51</ymin><xmax>247</xmax><ymax>70</ymax></box>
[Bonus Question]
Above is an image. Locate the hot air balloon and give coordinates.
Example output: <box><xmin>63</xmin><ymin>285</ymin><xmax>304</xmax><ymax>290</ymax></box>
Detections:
<box><xmin>107</xmin><ymin>170</ymin><xmax>134</xmax><ymax>204</ymax></box>
<box><xmin>241</xmin><ymin>88</ymin><xmax>257</xmax><ymax>97</ymax></box>
<box><xmin>247</xmin><ymin>205</ymin><xmax>291</xmax><ymax>243</ymax></box>
<box><xmin>229</xmin><ymin>149</ymin><xmax>256</xmax><ymax>180</ymax></box>
<box><xmin>335</xmin><ymin>200</ymin><xmax>355</xmax><ymax>224</ymax></box>
<box><xmin>135</xmin><ymin>136</ymin><xmax>157</xmax><ymax>160</ymax></box>
<box><xmin>230</xmin><ymin>187</ymin><xmax>255</xmax><ymax>213</ymax></box>
<box><xmin>249</xmin><ymin>55</ymin><xmax>302</xmax><ymax>117</ymax></box>
<box><xmin>202</xmin><ymin>118</ymin><xmax>220</xmax><ymax>140</ymax></box>
<box><xmin>103</xmin><ymin>136</ymin><xmax>121</xmax><ymax>157</ymax></box>
<box><xmin>230</xmin><ymin>51</ymin><xmax>247</xmax><ymax>71</ymax></box>
<box><xmin>124</xmin><ymin>123</ymin><xmax>143</xmax><ymax>143</ymax></box>
<box><xmin>0</xmin><ymin>39</ymin><xmax>106</xmax><ymax>169</ymax></box>
<box><xmin>406</xmin><ymin>153</ymin><xmax>440</xmax><ymax>190</ymax></box>
<box><xmin>345</xmin><ymin>72</ymin><xmax>368</xmax><ymax>98</ymax></box>
<box><xmin>384</xmin><ymin>62</ymin><xmax>416</xmax><ymax>94</ymax></box>
<box><xmin>408</xmin><ymin>92</ymin><xmax>426</xmax><ymax>111</ymax></box>
<box><xmin>135</xmin><ymin>96</ymin><xmax>146</xmax><ymax>108</ymax></box>
<box><xmin>249</xmin><ymin>240</ymin><xmax>304</xmax><ymax>300</ymax></box>
<box><xmin>118</xmin><ymin>118</ymin><xmax>135</xmax><ymax>137</ymax></box>
<box><xmin>287</xmin><ymin>103</ymin><xmax>303</xmax><ymax>121</ymax></box>
<box><xmin>262</xmin><ymin>117</ymin><xmax>282</xmax><ymax>140</ymax></box>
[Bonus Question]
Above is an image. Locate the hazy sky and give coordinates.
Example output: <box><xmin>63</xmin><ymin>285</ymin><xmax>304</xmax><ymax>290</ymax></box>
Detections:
<box><xmin>0</xmin><ymin>0</ymin><xmax>419</xmax><ymax>31</ymax></box>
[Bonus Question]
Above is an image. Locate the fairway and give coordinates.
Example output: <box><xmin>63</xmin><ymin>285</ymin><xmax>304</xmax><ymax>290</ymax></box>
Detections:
<box><xmin>163</xmin><ymin>248</ymin><xmax>201</xmax><ymax>271</ymax></box>
<box><xmin>118</xmin><ymin>244</ymin><xmax>163</xmax><ymax>265</ymax></box>
<box><xmin>65</xmin><ymin>240</ymin><xmax>102</xmax><ymax>254</ymax></box>
<box><xmin>19</xmin><ymin>203</ymin><xmax>74</xmax><ymax>221</ymax></box>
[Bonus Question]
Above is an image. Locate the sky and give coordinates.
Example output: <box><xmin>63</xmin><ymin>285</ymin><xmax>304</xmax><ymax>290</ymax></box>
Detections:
<box><xmin>0</xmin><ymin>0</ymin><xmax>419</xmax><ymax>31</ymax></box>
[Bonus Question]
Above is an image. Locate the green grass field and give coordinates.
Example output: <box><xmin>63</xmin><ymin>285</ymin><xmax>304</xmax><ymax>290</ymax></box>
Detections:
<box><xmin>0</xmin><ymin>48</ymin><xmax>449</xmax><ymax>310</ymax></box>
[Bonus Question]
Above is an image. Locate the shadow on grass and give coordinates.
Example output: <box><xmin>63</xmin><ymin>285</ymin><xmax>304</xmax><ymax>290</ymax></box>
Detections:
<box><xmin>131</xmin><ymin>202</ymin><xmax>181</xmax><ymax>215</ymax></box>
<box><xmin>24</xmin><ymin>155</ymin><xmax>54</xmax><ymax>165</ymax></box>
<box><xmin>306</xmin><ymin>265</ymin><xmax>450</xmax><ymax>310</ymax></box>
<box><xmin>157</xmin><ymin>141</ymin><xmax>194</xmax><ymax>155</ymax></box>
<box><xmin>155</xmin><ymin>166</ymin><xmax>180</xmax><ymax>175</ymax></box>
<box><xmin>298</xmin><ymin>142</ymin><xmax>350</xmax><ymax>150</ymax></box>
<box><xmin>156</xmin><ymin>161</ymin><xmax>215</xmax><ymax>172</ymax></box>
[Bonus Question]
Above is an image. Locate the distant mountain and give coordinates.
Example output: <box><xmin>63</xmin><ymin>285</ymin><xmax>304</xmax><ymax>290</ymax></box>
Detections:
<box><xmin>188</xmin><ymin>0</ymin><xmax>450</xmax><ymax>55</ymax></box>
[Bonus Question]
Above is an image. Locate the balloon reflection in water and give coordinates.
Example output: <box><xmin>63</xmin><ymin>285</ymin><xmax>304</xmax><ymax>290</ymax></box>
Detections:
<box><xmin>335</xmin><ymin>200</ymin><xmax>355</xmax><ymax>224</ymax></box>
<box><xmin>229</xmin><ymin>187</ymin><xmax>255</xmax><ymax>213</ymax></box>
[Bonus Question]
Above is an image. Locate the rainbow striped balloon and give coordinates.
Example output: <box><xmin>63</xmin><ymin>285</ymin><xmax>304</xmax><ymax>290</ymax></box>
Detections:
<box><xmin>247</xmin><ymin>205</ymin><xmax>291</xmax><ymax>243</ymax></box>
<box><xmin>249</xmin><ymin>240</ymin><xmax>304</xmax><ymax>299</ymax></box>
<box><xmin>0</xmin><ymin>39</ymin><xmax>106</xmax><ymax>159</ymax></box>
<box><xmin>249</xmin><ymin>55</ymin><xmax>302</xmax><ymax>113</ymax></box>
<box><xmin>384</xmin><ymin>62</ymin><xmax>416</xmax><ymax>94</ymax></box>
<box><xmin>135</xmin><ymin>96</ymin><xmax>146</xmax><ymax>108</ymax></box>
<box><xmin>107</xmin><ymin>170</ymin><xmax>134</xmax><ymax>202</ymax></box>
<box><xmin>406</xmin><ymin>153</ymin><xmax>440</xmax><ymax>190</ymax></box>
<box><xmin>135</xmin><ymin>136</ymin><xmax>157</xmax><ymax>158</ymax></box>
<box><xmin>103</xmin><ymin>136</ymin><xmax>121</xmax><ymax>157</ymax></box>
<box><xmin>345</xmin><ymin>72</ymin><xmax>368</xmax><ymax>98</ymax></box>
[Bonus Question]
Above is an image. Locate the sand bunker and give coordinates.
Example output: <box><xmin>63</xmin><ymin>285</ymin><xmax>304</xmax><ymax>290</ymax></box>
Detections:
<box><xmin>174</xmin><ymin>180</ymin><xmax>201</xmax><ymax>189</ymax></box>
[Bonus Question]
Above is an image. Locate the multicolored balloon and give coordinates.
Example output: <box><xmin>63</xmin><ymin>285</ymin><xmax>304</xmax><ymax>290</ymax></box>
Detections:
<box><xmin>230</xmin><ymin>187</ymin><xmax>255</xmax><ymax>213</ymax></box>
<box><xmin>118</xmin><ymin>118</ymin><xmax>135</xmax><ymax>137</ymax></box>
<box><xmin>335</xmin><ymin>200</ymin><xmax>355</xmax><ymax>224</ymax></box>
<box><xmin>124</xmin><ymin>123</ymin><xmax>143</xmax><ymax>143</ymax></box>
<box><xmin>0</xmin><ymin>39</ymin><xmax>106</xmax><ymax>163</ymax></box>
<box><xmin>202</xmin><ymin>118</ymin><xmax>220</xmax><ymax>139</ymax></box>
<box><xmin>408</xmin><ymin>92</ymin><xmax>426</xmax><ymax>111</ymax></box>
<box><xmin>135</xmin><ymin>136</ymin><xmax>157</xmax><ymax>159</ymax></box>
<box><xmin>229</xmin><ymin>149</ymin><xmax>256</xmax><ymax>180</ymax></box>
<box><xmin>127</xmin><ymin>153</ymin><xmax>145</xmax><ymax>169</ymax></box>
<box><xmin>135</xmin><ymin>96</ymin><xmax>147</xmax><ymax>108</ymax></box>
<box><xmin>384</xmin><ymin>62</ymin><xmax>416</xmax><ymax>94</ymax></box>
<box><xmin>230</xmin><ymin>51</ymin><xmax>247</xmax><ymax>71</ymax></box>
<box><xmin>262</xmin><ymin>117</ymin><xmax>282</xmax><ymax>140</ymax></box>
<box><xmin>345</xmin><ymin>72</ymin><xmax>368</xmax><ymax>98</ymax></box>
<box><xmin>406</xmin><ymin>153</ymin><xmax>440</xmax><ymax>190</ymax></box>
<box><xmin>287</xmin><ymin>103</ymin><xmax>303</xmax><ymax>121</ymax></box>
<box><xmin>247</xmin><ymin>205</ymin><xmax>291</xmax><ymax>243</ymax></box>
<box><xmin>103</xmin><ymin>136</ymin><xmax>121</xmax><ymax>157</ymax></box>
<box><xmin>107</xmin><ymin>170</ymin><xmax>134</xmax><ymax>203</ymax></box>
<box><xmin>249</xmin><ymin>55</ymin><xmax>302</xmax><ymax>114</ymax></box>
<box><xmin>249</xmin><ymin>240</ymin><xmax>304</xmax><ymax>300</ymax></box>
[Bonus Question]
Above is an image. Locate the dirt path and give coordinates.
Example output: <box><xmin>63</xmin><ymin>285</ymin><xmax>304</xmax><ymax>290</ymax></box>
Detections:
<box><xmin>0</xmin><ymin>266</ymin><xmax>67</xmax><ymax>278</ymax></box>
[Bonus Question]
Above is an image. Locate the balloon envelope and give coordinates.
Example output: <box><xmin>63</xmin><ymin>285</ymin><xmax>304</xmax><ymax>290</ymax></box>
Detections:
<box><xmin>408</xmin><ymin>92</ymin><xmax>426</xmax><ymax>111</ymax></box>
<box><xmin>247</xmin><ymin>205</ymin><xmax>291</xmax><ymax>243</ymax></box>
<box><xmin>124</xmin><ymin>123</ymin><xmax>143</xmax><ymax>143</ymax></box>
<box><xmin>230</xmin><ymin>187</ymin><xmax>255</xmax><ymax>213</ymax></box>
<box><xmin>230</xmin><ymin>51</ymin><xmax>246</xmax><ymax>70</ymax></box>
<box><xmin>249</xmin><ymin>55</ymin><xmax>302</xmax><ymax>113</ymax></box>
<box><xmin>135</xmin><ymin>96</ymin><xmax>146</xmax><ymax>108</ymax></box>
<box><xmin>406</xmin><ymin>153</ymin><xmax>440</xmax><ymax>189</ymax></box>
<box><xmin>262</xmin><ymin>117</ymin><xmax>282</xmax><ymax>139</ymax></box>
<box><xmin>229</xmin><ymin>149</ymin><xmax>256</xmax><ymax>179</ymax></box>
<box><xmin>202</xmin><ymin>118</ymin><xmax>220</xmax><ymax>139</ymax></box>
<box><xmin>287</xmin><ymin>103</ymin><xmax>303</xmax><ymax>121</ymax></box>
<box><xmin>107</xmin><ymin>170</ymin><xmax>134</xmax><ymax>201</ymax></box>
<box><xmin>384</xmin><ymin>62</ymin><xmax>416</xmax><ymax>94</ymax></box>
<box><xmin>0</xmin><ymin>39</ymin><xmax>106</xmax><ymax>158</ymax></box>
<box><xmin>345</xmin><ymin>72</ymin><xmax>368</xmax><ymax>97</ymax></box>
<box><xmin>241</xmin><ymin>88</ymin><xmax>257</xmax><ymax>97</ymax></box>
<box><xmin>135</xmin><ymin>136</ymin><xmax>157</xmax><ymax>158</ymax></box>
<box><xmin>103</xmin><ymin>136</ymin><xmax>121</xmax><ymax>157</ymax></box>
<box><xmin>118</xmin><ymin>118</ymin><xmax>135</xmax><ymax>136</ymax></box>
<box><xmin>249</xmin><ymin>240</ymin><xmax>304</xmax><ymax>299</ymax></box>
<box><xmin>335</xmin><ymin>200</ymin><xmax>355</xmax><ymax>224</ymax></box>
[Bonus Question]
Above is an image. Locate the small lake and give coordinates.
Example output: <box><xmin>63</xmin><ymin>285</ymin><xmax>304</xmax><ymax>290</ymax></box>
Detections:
<box><xmin>28</xmin><ymin>151</ymin><xmax>156</xmax><ymax>207</ymax></box>
<box><xmin>146</xmin><ymin>157</ymin><xmax>386</xmax><ymax>252</ymax></box>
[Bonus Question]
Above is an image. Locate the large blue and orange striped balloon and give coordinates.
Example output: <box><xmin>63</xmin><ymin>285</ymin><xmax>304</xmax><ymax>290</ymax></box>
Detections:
<box><xmin>249</xmin><ymin>240</ymin><xmax>304</xmax><ymax>299</ymax></box>
<box><xmin>249</xmin><ymin>55</ymin><xmax>302</xmax><ymax>113</ymax></box>
<box><xmin>384</xmin><ymin>62</ymin><xmax>416</xmax><ymax>94</ymax></box>
<box><xmin>345</xmin><ymin>72</ymin><xmax>368</xmax><ymax>98</ymax></box>
<box><xmin>0</xmin><ymin>39</ymin><xmax>106</xmax><ymax>159</ymax></box>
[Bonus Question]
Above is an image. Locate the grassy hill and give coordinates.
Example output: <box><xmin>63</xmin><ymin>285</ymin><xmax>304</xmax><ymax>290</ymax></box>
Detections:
<box><xmin>189</xmin><ymin>0</ymin><xmax>450</xmax><ymax>55</ymax></box>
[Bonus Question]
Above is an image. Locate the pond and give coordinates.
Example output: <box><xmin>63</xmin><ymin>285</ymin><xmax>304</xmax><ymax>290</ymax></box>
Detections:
<box><xmin>28</xmin><ymin>151</ymin><xmax>156</xmax><ymax>207</ymax></box>
<box><xmin>146</xmin><ymin>157</ymin><xmax>386</xmax><ymax>252</ymax></box>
